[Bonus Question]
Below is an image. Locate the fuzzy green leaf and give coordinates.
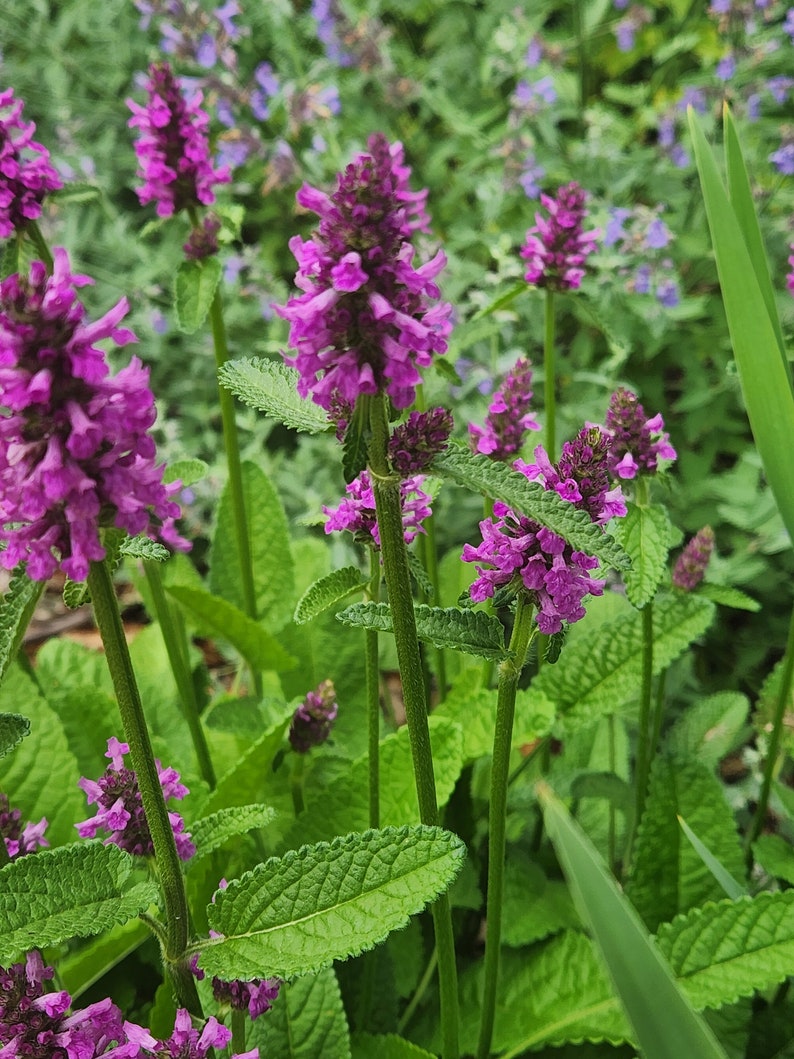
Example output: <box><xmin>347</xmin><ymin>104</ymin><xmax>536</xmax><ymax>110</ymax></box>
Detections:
<box><xmin>174</xmin><ymin>257</ymin><xmax>222</xmax><ymax>334</ymax></box>
<box><xmin>470</xmin><ymin>280</ymin><xmax>526</xmax><ymax>319</ymax></box>
<box><xmin>665</xmin><ymin>692</ymin><xmax>749</xmax><ymax>769</ymax></box>
<box><xmin>698</xmin><ymin>583</ymin><xmax>761</xmax><ymax>612</ymax></box>
<box><xmin>62</xmin><ymin>577</ymin><xmax>90</xmax><ymax>609</ymax></box>
<box><xmin>165</xmin><ymin>585</ymin><xmax>296</xmax><ymax>672</ymax></box>
<box><xmin>0</xmin><ymin>713</ymin><xmax>29</xmax><ymax>759</ymax></box>
<box><xmin>119</xmin><ymin>536</ymin><xmax>170</xmax><ymax>562</ymax></box>
<box><xmin>198</xmin><ymin>826</ymin><xmax>465</xmax><ymax>980</ymax></box>
<box><xmin>433</xmin><ymin>447</ymin><xmax>630</xmax><ymax>571</ymax></box>
<box><xmin>342</xmin><ymin>399</ymin><xmax>370</xmax><ymax>484</ymax></box>
<box><xmin>614</xmin><ymin>503</ymin><xmax>672</xmax><ymax>608</ymax></box>
<box><xmin>189</xmin><ymin>804</ymin><xmax>278</xmax><ymax>863</ymax></box>
<box><xmin>501</xmin><ymin>850</ymin><xmax>580</xmax><ymax>947</ymax></box>
<box><xmin>201</xmin><ymin>709</ymin><xmax>293</xmax><ymax>816</ymax></box>
<box><xmin>249</xmin><ymin>967</ymin><xmax>351</xmax><ymax>1059</ymax></box>
<box><xmin>218</xmin><ymin>358</ymin><xmax>330</xmax><ymax>434</ymax></box>
<box><xmin>352</xmin><ymin>1035</ymin><xmax>435</xmax><ymax>1059</ymax></box>
<box><xmin>294</xmin><ymin>567</ymin><xmax>369</xmax><ymax>625</ymax></box>
<box><xmin>656</xmin><ymin>890</ymin><xmax>794</xmax><ymax>1010</ymax></box>
<box><xmin>337</xmin><ymin>601</ymin><xmax>508</xmax><ymax>660</ymax></box>
<box><xmin>753</xmin><ymin>835</ymin><xmax>794</xmax><ymax>885</ymax></box>
<box><xmin>0</xmin><ymin>842</ymin><xmax>158</xmax><ymax>960</ymax></box>
<box><xmin>0</xmin><ymin>565</ymin><xmax>44</xmax><ymax>686</ymax></box>
<box><xmin>530</xmin><ymin>593</ymin><xmax>715</xmax><ymax>730</ymax></box>
<box><xmin>163</xmin><ymin>458</ymin><xmax>209</xmax><ymax>487</ymax></box>
<box><xmin>58</xmin><ymin>918</ymin><xmax>151</xmax><ymax>1001</ymax></box>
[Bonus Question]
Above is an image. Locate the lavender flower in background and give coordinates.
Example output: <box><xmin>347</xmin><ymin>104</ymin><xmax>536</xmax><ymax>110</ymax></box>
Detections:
<box><xmin>0</xmin><ymin>248</ymin><xmax>187</xmax><ymax>582</ymax></box>
<box><xmin>600</xmin><ymin>204</ymin><xmax>680</xmax><ymax>304</ymax></box>
<box><xmin>715</xmin><ymin>52</ymin><xmax>736</xmax><ymax>80</ymax></box>
<box><xmin>250</xmin><ymin>61</ymin><xmax>280</xmax><ymax>121</ymax></box>
<box><xmin>657</xmin><ymin>113</ymin><xmax>690</xmax><ymax>168</ymax></box>
<box><xmin>312</xmin><ymin>0</ymin><xmax>355</xmax><ymax>66</ymax></box>
<box><xmin>521</xmin><ymin>182</ymin><xmax>600</xmax><ymax>291</ymax></box>
<box><xmin>672</xmin><ymin>526</ymin><xmax>715</xmax><ymax>590</ymax></box>
<box><xmin>289</xmin><ymin>679</ymin><xmax>339</xmax><ymax>753</ymax></box>
<box><xmin>655</xmin><ymin>274</ymin><xmax>680</xmax><ymax>307</ymax></box>
<box><xmin>518</xmin><ymin>152</ymin><xmax>545</xmax><ymax>199</ymax></box>
<box><xmin>785</xmin><ymin>6</ymin><xmax>794</xmax><ymax>40</ymax></box>
<box><xmin>0</xmin><ymin>88</ymin><xmax>62</xmax><ymax>238</ymax></box>
<box><xmin>0</xmin><ymin>793</ymin><xmax>47</xmax><ymax>858</ymax></box>
<box><xmin>766</xmin><ymin>76</ymin><xmax>794</xmax><ymax>103</ymax></box>
<box><xmin>603</xmin><ymin>387</ymin><xmax>677</xmax><ymax>479</ymax></box>
<box><xmin>770</xmin><ymin>140</ymin><xmax>794</xmax><ymax>175</ymax></box>
<box><xmin>787</xmin><ymin>245</ymin><xmax>794</xmax><ymax>294</ymax></box>
<box><xmin>323</xmin><ymin>470</ymin><xmax>432</xmax><ymax>545</ymax></box>
<box><xmin>127</xmin><ymin>61</ymin><xmax>231</xmax><ymax>217</ymax></box>
<box><xmin>614</xmin><ymin>5</ymin><xmax>652</xmax><ymax>52</ymax></box>
<box><xmin>513</xmin><ymin>76</ymin><xmax>557</xmax><ymax>115</ymax></box>
<box><xmin>76</xmin><ymin>736</ymin><xmax>195</xmax><ymax>861</ymax></box>
<box><xmin>389</xmin><ymin>407</ymin><xmax>453</xmax><ymax>474</ymax></box>
<box><xmin>469</xmin><ymin>357</ymin><xmax>540</xmax><ymax>460</ymax></box>
<box><xmin>275</xmin><ymin>133</ymin><xmax>451</xmax><ymax>411</ymax></box>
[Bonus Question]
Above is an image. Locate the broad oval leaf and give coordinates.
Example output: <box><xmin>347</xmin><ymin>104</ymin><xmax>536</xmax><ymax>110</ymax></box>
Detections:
<box><xmin>189</xmin><ymin>804</ymin><xmax>278</xmax><ymax>864</ymax></box>
<box><xmin>337</xmin><ymin>602</ymin><xmax>509</xmax><ymax>661</ymax></box>
<box><xmin>0</xmin><ymin>565</ymin><xmax>44</xmax><ymax>687</ymax></box>
<box><xmin>294</xmin><ymin>567</ymin><xmax>369</xmax><ymax>625</ymax></box>
<box><xmin>352</xmin><ymin>1034</ymin><xmax>436</xmax><ymax>1059</ymax></box>
<box><xmin>249</xmin><ymin>967</ymin><xmax>351</xmax><ymax>1059</ymax></box>
<box><xmin>174</xmin><ymin>257</ymin><xmax>222</xmax><ymax>334</ymax></box>
<box><xmin>197</xmin><ymin>826</ymin><xmax>466</xmax><ymax>980</ymax></box>
<box><xmin>218</xmin><ymin>358</ymin><xmax>330</xmax><ymax>434</ymax></box>
<box><xmin>614</xmin><ymin>502</ymin><xmax>672</xmax><ymax>608</ymax></box>
<box><xmin>0</xmin><ymin>713</ymin><xmax>30</xmax><ymax>759</ymax></box>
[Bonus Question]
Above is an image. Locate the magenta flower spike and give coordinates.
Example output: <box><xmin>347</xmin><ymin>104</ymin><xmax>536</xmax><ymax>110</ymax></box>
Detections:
<box><xmin>0</xmin><ymin>247</ymin><xmax>187</xmax><ymax>582</ymax></box>
<box><xmin>672</xmin><ymin>526</ymin><xmax>715</xmax><ymax>591</ymax></box>
<box><xmin>389</xmin><ymin>406</ymin><xmax>453</xmax><ymax>474</ymax></box>
<box><xmin>138</xmin><ymin>1008</ymin><xmax>260</xmax><ymax>1059</ymax></box>
<box><xmin>323</xmin><ymin>469</ymin><xmax>432</xmax><ymax>546</ymax></box>
<box><xmin>127</xmin><ymin>61</ymin><xmax>231</xmax><ymax>217</ymax></box>
<box><xmin>289</xmin><ymin>679</ymin><xmax>339</xmax><ymax>753</ymax></box>
<box><xmin>521</xmin><ymin>181</ymin><xmax>599</xmax><ymax>291</ymax></box>
<box><xmin>0</xmin><ymin>793</ymin><xmax>48</xmax><ymax>859</ymax></box>
<box><xmin>604</xmin><ymin>386</ymin><xmax>677</xmax><ymax>479</ymax></box>
<box><xmin>0</xmin><ymin>88</ymin><xmax>62</xmax><ymax>238</ymax></box>
<box><xmin>274</xmin><ymin>133</ymin><xmax>452</xmax><ymax>411</ymax></box>
<box><xmin>76</xmin><ymin>737</ymin><xmax>195</xmax><ymax>861</ymax></box>
<box><xmin>469</xmin><ymin>357</ymin><xmax>540</xmax><ymax>460</ymax></box>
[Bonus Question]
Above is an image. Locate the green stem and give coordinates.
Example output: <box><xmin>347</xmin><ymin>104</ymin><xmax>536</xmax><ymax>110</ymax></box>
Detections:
<box><xmin>367</xmin><ymin>549</ymin><xmax>381</xmax><ymax>829</ymax></box>
<box><xmin>368</xmin><ymin>393</ymin><xmax>459</xmax><ymax>1059</ymax></box>
<box><xmin>291</xmin><ymin>752</ymin><xmax>305</xmax><ymax>817</ymax></box>
<box><xmin>231</xmin><ymin>1007</ymin><xmax>246</xmax><ymax>1053</ymax></box>
<box><xmin>144</xmin><ymin>561</ymin><xmax>216</xmax><ymax>788</ymax></box>
<box><xmin>477</xmin><ymin>597</ymin><xmax>535</xmax><ymax>1059</ymax></box>
<box><xmin>573</xmin><ymin>0</ymin><xmax>588</xmax><ymax>130</ymax></box>
<box><xmin>397</xmin><ymin>946</ymin><xmax>438</xmax><ymax>1034</ymax></box>
<box><xmin>87</xmin><ymin>559</ymin><xmax>201</xmax><ymax>1015</ymax></box>
<box><xmin>746</xmin><ymin>599</ymin><xmax>794</xmax><ymax>854</ymax></box>
<box><xmin>632</xmin><ymin>602</ymin><xmax>655</xmax><ymax>849</ymax></box>
<box><xmin>208</xmin><ymin>287</ymin><xmax>261</xmax><ymax>698</ymax></box>
<box><xmin>608</xmin><ymin>712</ymin><xmax>617</xmax><ymax>876</ymax></box>
<box><xmin>543</xmin><ymin>289</ymin><xmax>556</xmax><ymax>460</ymax></box>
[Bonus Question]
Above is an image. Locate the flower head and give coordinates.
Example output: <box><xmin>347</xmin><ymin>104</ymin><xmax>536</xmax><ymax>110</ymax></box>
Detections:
<box><xmin>274</xmin><ymin>133</ymin><xmax>452</xmax><ymax>411</ymax></box>
<box><xmin>210</xmin><ymin>976</ymin><xmax>281</xmax><ymax>1020</ymax></box>
<box><xmin>0</xmin><ymin>793</ymin><xmax>48</xmax><ymax>859</ymax></box>
<box><xmin>389</xmin><ymin>407</ymin><xmax>453</xmax><ymax>474</ymax></box>
<box><xmin>469</xmin><ymin>357</ymin><xmax>540</xmax><ymax>460</ymax></box>
<box><xmin>289</xmin><ymin>679</ymin><xmax>339</xmax><ymax>753</ymax></box>
<box><xmin>323</xmin><ymin>469</ymin><xmax>432</xmax><ymax>546</ymax></box>
<box><xmin>127</xmin><ymin>61</ymin><xmax>231</xmax><ymax>217</ymax></box>
<box><xmin>0</xmin><ymin>248</ymin><xmax>187</xmax><ymax>582</ymax></box>
<box><xmin>604</xmin><ymin>387</ymin><xmax>677</xmax><ymax>479</ymax></box>
<box><xmin>672</xmin><ymin>526</ymin><xmax>715</xmax><ymax>590</ymax></box>
<box><xmin>76</xmin><ymin>737</ymin><xmax>195</xmax><ymax>861</ymax></box>
<box><xmin>0</xmin><ymin>88</ymin><xmax>62</xmax><ymax>238</ymax></box>
<box><xmin>521</xmin><ymin>182</ymin><xmax>599</xmax><ymax>291</ymax></box>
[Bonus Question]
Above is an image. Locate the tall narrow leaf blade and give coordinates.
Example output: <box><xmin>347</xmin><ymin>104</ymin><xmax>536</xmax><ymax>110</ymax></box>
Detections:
<box><xmin>538</xmin><ymin>783</ymin><xmax>729</xmax><ymax>1059</ymax></box>
<box><xmin>677</xmin><ymin>814</ymin><xmax>747</xmax><ymax>900</ymax></box>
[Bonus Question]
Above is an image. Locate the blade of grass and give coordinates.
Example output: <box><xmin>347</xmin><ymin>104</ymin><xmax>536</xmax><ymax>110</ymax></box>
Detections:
<box><xmin>677</xmin><ymin>815</ymin><xmax>747</xmax><ymax>900</ymax></box>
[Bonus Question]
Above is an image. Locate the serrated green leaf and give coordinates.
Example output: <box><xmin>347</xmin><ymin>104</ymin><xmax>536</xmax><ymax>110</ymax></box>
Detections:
<box><xmin>698</xmin><ymin>583</ymin><xmax>761</xmax><ymax>612</ymax></box>
<box><xmin>656</xmin><ymin>891</ymin><xmax>794</xmax><ymax>1011</ymax></box>
<box><xmin>198</xmin><ymin>826</ymin><xmax>466</xmax><ymax>980</ymax></box>
<box><xmin>63</xmin><ymin>577</ymin><xmax>90</xmax><ymax>609</ymax></box>
<box><xmin>433</xmin><ymin>447</ymin><xmax>629</xmax><ymax>571</ymax></box>
<box><xmin>166</xmin><ymin>585</ymin><xmax>296</xmax><ymax>672</ymax></box>
<box><xmin>665</xmin><ymin>692</ymin><xmax>750</xmax><ymax>769</ymax></box>
<box><xmin>218</xmin><ymin>358</ymin><xmax>330</xmax><ymax>434</ymax></box>
<box><xmin>58</xmin><ymin>918</ymin><xmax>151</xmax><ymax>1000</ymax></box>
<box><xmin>174</xmin><ymin>257</ymin><xmax>222</xmax><ymax>334</ymax></box>
<box><xmin>352</xmin><ymin>1034</ymin><xmax>434</xmax><ymax>1059</ymax></box>
<box><xmin>343</xmin><ymin>399</ymin><xmax>370</xmax><ymax>484</ymax></box>
<box><xmin>51</xmin><ymin>182</ymin><xmax>102</xmax><ymax>205</ymax></box>
<box><xmin>163</xmin><ymin>458</ymin><xmax>210</xmax><ymax>487</ymax></box>
<box><xmin>189</xmin><ymin>804</ymin><xmax>277</xmax><ymax>863</ymax></box>
<box><xmin>294</xmin><ymin>567</ymin><xmax>368</xmax><ymax>625</ymax></box>
<box><xmin>0</xmin><ymin>713</ymin><xmax>29</xmax><ymax>758</ymax></box>
<box><xmin>119</xmin><ymin>536</ymin><xmax>170</xmax><ymax>562</ymax></box>
<box><xmin>754</xmin><ymin>834</ymin><xmax>794</xmax><ymax>885</ymax></box>
<box><xmin>337</xmin><ymin>602</ymin><xmax>509</xmax><ymax>660</ymax></box>
<box><xmin>210</xmin><ymin>461</ymin><xmax>295</xmax><ymax>629</ymax></box>
<box><xmin>0</xmin><ymin>842</ymin><xmax>158</xmax><ymax>960</ymax></box>
<box><xmin>677</xmin><ymin>815</ymin><xmax>746</xmax><ymax>900</ymax></box>
<box><xmin>530</xmin><ymin>594</ymin><xmax>715</xmax><ymax>730</ymax></box>
<box><xmin>1</xmin><ymin>237</ymin><xmax>19</xmax><ymax>279</ymax></box>
<box><xmin>614</xmin><ymin>503</ymin><xmax>671</xmax><ymax>608</ymax></box>
<box><xmin>627</xmin><ymin>758</ymin><xmax>746</xmax><ymax>931</ymax></box>
<box><xmin>0</xmin><ymin>565</ymin><xmax>44</xmax><ymax>686</ymax></box>
<box><xmin>538</xmin><ymin>783</ymin><xmax>730</xmax><ymax>1059</ymax></box>
<box><xmin>200</xmin><ymin>709</ymin><xmax>293</xmax><ymax>817</ymax></box>
<box><xmin>250</xmin><ymin>967</ymin><xmax>351</xmax><ymax>1059</ymax></box>
<box><xmin>501</xmin><ymin>850</ymin><xmax>579</xmax><ymax>947</ymax></box>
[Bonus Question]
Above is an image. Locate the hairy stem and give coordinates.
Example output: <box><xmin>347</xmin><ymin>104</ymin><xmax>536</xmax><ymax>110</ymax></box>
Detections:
<box><xmin>367</xmin><ymin>548</ymin><xmax>381</xmax><ymax>829</ymax></box>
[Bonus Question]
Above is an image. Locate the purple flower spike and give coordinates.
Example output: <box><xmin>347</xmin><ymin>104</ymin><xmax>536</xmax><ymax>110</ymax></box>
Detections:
<box><xmin>672</xmin><ymin>526</ymin><xmax>715</xmax><ymax>591</ymax></box>
<box><xmin>0</xmin><ymin>88</ymin><xmax>62</xmax><ymax>238</ymax></box>
<box><xmin>76</xmin><ymin>737</ymin><xmax>195</xmax><ymax>861</ymax></box>
<box><xmin>289</xmin><ymin>679</ymin><xmax>339</xmax><ymax>753</ymax></box>
<box><xmin>323</xmin><ymin>469</ymin><xmax>432</xmax><ymax>546</ymax></box>
<box><xmin>521</xmin><ymin>182</ymin><xmax>599</xmax><ymax>291</ymax></box>
<box><xmin>211</xmin><ymin>976</ymin><xmax>281</xmax><ymax>1020</ymax></box>
<box><xmin>152</xmin><ymin>1009</ymin><xmax>259</xmax><ymax>1059</ymax></box>
<box><xmin>0</xmin><ymin>248</ymin><xmax>188</xmax><ymax>582</ymax></box>
<box><xmin>0</xmin><ymin>793</ymin><xmax>48</xmax><ymax>859</ymax></box>
<box><xmin>389</xmin><ymin>407</ymin><xmax>453</xmax><ymax>474</ymax></box>
<box><xmin>274</xmin><ymin>133</ymin><xmax>452</xmax><ymax>412</ymax></box>
<box><xmin>127</xmin><ymin>61</ymin><xmax>231</xmax><ymax>217</ymax></box>
<box><xmin>604</xmin><ymin>387</ymin><xmax>677</xmax><ymax>479</ymax></box>
<box><xmin>469</xmin><ymin>357</ymin><xmax>540</xmax><ymax>461</ymax></box>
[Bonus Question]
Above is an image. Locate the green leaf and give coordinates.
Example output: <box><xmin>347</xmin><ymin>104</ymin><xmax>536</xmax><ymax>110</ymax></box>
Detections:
<box><xmin>664</xmin><ymin>691</ymin><xmax>749</xmax><ymax>769</ymax></box>
<box><xmin>0</xmin><ymin>713</ymin><xmax>29</xmax><ymax>758</ymax></box>
<box><xmin>433</xmin><ymin>447</ymin><xmax>629</xmax><ymax>571</ymax></box>
<box><xmin>1</xmin><ymin>237</ymin><xmax>19</xmax><ymax>279</ymax></box>
<box><xmin>656</xmin><ymin>890</ymin><xmax>794</xmax><ymax>1011</ymax></box>
<box><xmin>63</xmin><ymin>577</ymin><xmax>90</xmax><ymax>609</ymax></box>
<box><xmin>118</xmin><ymin>535</ymin><xmax>170</xmax><ymax>562</ymax></box>
<box><xmin>614</xmin><ymin>503</ymin><xmax>672</xmax><ymax>608</ymax></box>
<box><xmin>343</xmin><ymin>399</ymin><xmax>370</xmax><ymax>484</ymax></box>
<box><xmin>0</xmin><ymin>565</ymin><xmax>44</xmax><ymax>686</ymax></box>
<box><xmin>698</xmin><ymin>583</ymin><xmax>761</xmax><ymax>612</ymax></box>
<box><xmin>189</xmin><ymin>804</ymin><xmax>277</xmax><ymax>863</ymax></box>
<box><xmin>174</xmin><ymin>257</ymin><xmax>222</xmax><ymax>334</ymax></box>
<box><xmin>250</xmin><ymin>967</ymin><xmax>351</xmax><ymax>1059</ymax></box>
<box><xmin>753</xmin><ymin>834</ymin><xmax>794</xmax><ymax>885</ymax></box>
<box><xmin>352</xmin><ymin>1034</ymin><xmax>435</xmax><ymax>1059</ymax></box>
<box><xmin>337</xmin><ymin>602</ymin><xmax>509</xmax><ymax>660</ymax></box>
<box><xmin>294</xmin><ymin>567</ymin><xmax>369</xmax><ymax>625</ymax></box>
<box><xmin>530</xmin><ymin>593</ymin><xmax>715</xmax><ymax>729</ymax></box>
<box><xmin>217</xmin><ymin>358</ymin><xmax>330</xmax><ymax>434</ymax></box>
<box><xmin>198</xmin><ymin>826</ymin><xmax>466</xmax><ymax>980</ymax></box>
<box><xmin>688</xmin><ymin>109</ymin><xmax>794</xmax><ymax>545</ymax></box>
<box><xmin>538</xmin><ymin>783</ymin><xmax>730</xmax><ymax>1059</ymax></box>
<box><xmin>0</xmin><ymin>842</ymin><xmax>158</xmax><ymax>960</ymax></box>
<box><xmin>201</xmin><ymin>709</ymin><xmax>293</xmax><ymax>816</ymax></box>
<box><xmin>470</xmin><ymin>279</ymin><xmax>526</xmax><ymax>319</ymax></box>
<box><xmin>163</xmin><ymin>458</ymin><xmax>210</xmax><ymax>487</ymax></box>
<box><xmin>501</xmin><ymin>850</ymin><xmax>580</xmax><ymax>947</ymax></box>
<box><xmin>165</xmin><ymin>585</ymin><xmax>297</xmax><ymax>672</ymax></box>
<box><xmin>210</xmin><ymin>461</ymin><xmax>296</xmax><ymax>629</ymax></box>
<box><xmin>57</xmin><ymin>918</ymin><xmax>151</xmax><ymax>1000</ymax></box>
<box><xmin>677</xmin><ymin>815</ymin><xmax>747</xmax><ymax>900</ymax></box>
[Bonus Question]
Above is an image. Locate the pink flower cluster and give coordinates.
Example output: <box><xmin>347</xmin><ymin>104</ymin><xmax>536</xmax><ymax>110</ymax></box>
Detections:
<box><xmin>275</xmin><ymin>133</ymin><xmax>452</xmax><ymax>411</ymax></box>
<box><xmin>0</xmin><ymin>88</ymin><xmax>62</xmax><ymax>238</ymax></box>
<box><xmin>469</xmin><ymin>357</ymin><xmax>540</xmax><ymax>460</ymax></box>
<box><xmin>76</xmin><ymin>737</ymin><xmax>195</xmax><ymax>861</ymax></box>
<box><xmin>289</xmin><ymin>679</ymin><xmax>339</xmax><ymax>753</ymax></box>
<box><xmin>389</xmin><ymin>406</ymin><xmax>453</xmax><ymax>474</ymax></box>
<box><xmin>127</xmin><ymin>61</ymin><xmax>231</xmax><ymax>217</ymax></box>
<box><xmin>0</xmin><ymin>248</ymin><xmax>186</xmax><ymax>582</ymax></box>
<box><xmin>604</xmin><ymin>387</ymin><xmax>677</xmax><ymax>479</ymax></box>
<box><xmin>0</xmin><ymin>793</ymin><xmax>48</xmax><ymax>859</ymax></box>
<box><xmin>521</xmin><ymin>182</ymin><xmax>599</xmax><ymax>291</ymax></box>
<box><xmin>672</xmin><ymin>525</ymin><xmax>715</xmax><ymax>590</ymax></box>
<box><xmin>323</xmin><ymin>469</ymin><xmax>432</xmax><ymax>546</ymax></box>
